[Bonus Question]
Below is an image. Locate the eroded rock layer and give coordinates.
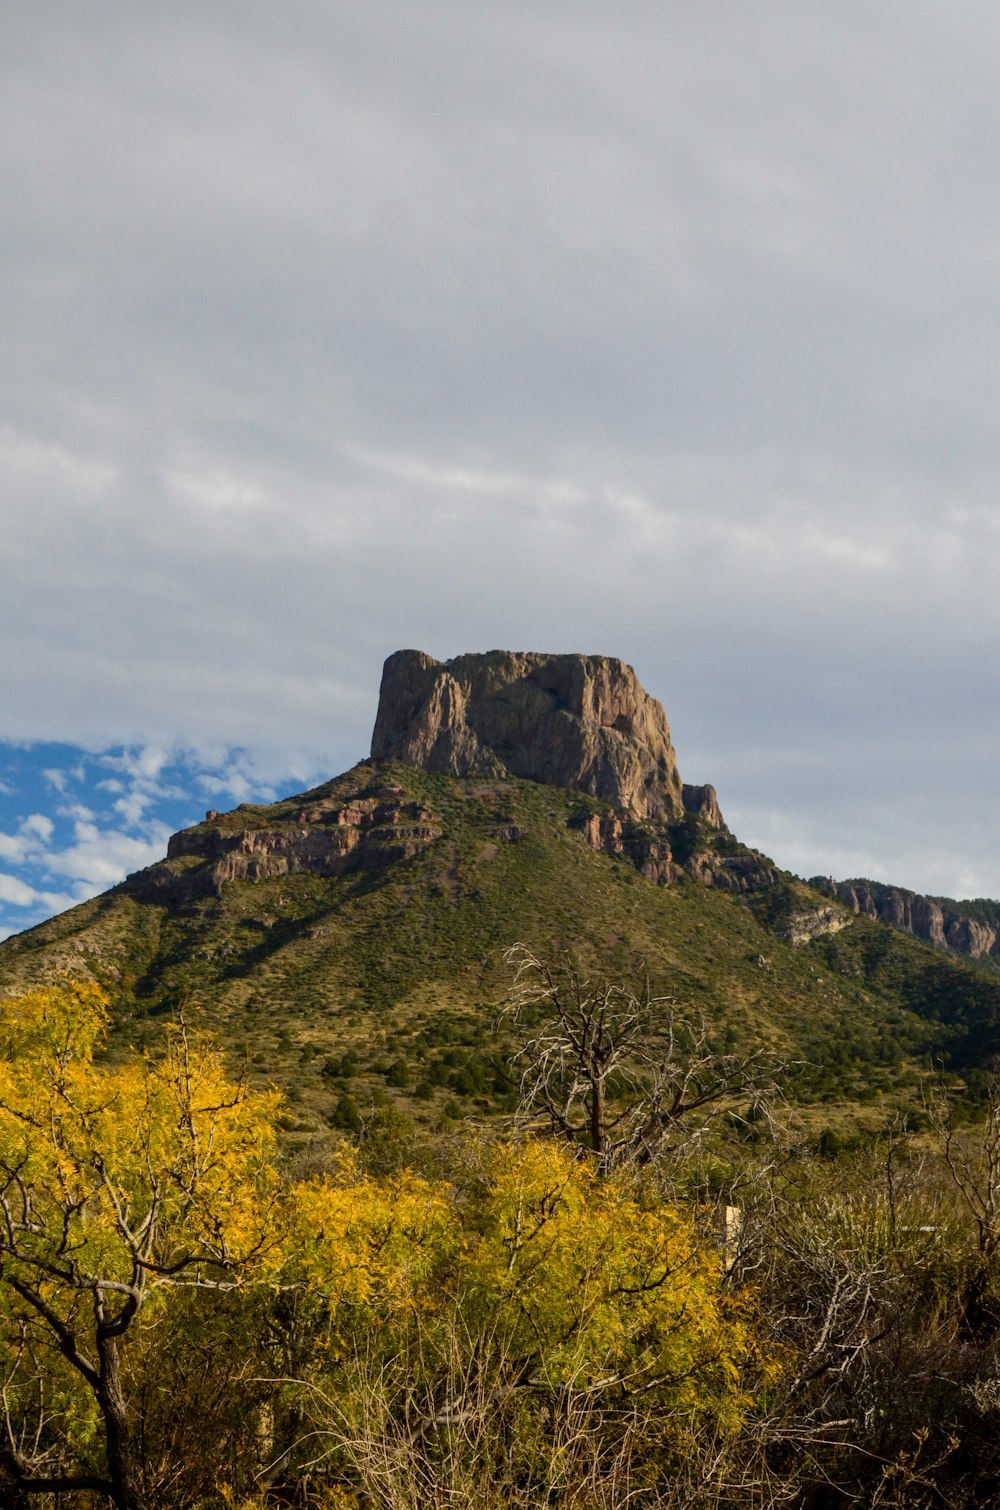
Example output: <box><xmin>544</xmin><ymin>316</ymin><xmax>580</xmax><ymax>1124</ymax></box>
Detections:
<box><xmin>124</xmin><ymin>783</ymin><xmax>442</xmax><ymax>906</ymax></box>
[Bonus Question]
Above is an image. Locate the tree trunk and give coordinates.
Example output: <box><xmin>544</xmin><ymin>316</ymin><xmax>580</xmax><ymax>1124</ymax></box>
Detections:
<box><xmin>590</xmin><ymin>1072</ymin><xmax>609</xmax><ymax>1173</ymax></box>
<box><xmin>97</xmin><ymin>1333</ymin><xmax>150</xmax><ymax>1510</ymax></box>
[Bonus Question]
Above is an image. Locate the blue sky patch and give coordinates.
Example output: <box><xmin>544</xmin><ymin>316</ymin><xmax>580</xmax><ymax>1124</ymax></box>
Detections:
<box><xmin>0</xmin><ymin>742</ymin><xmax>317</xmax><ymax>942</ymax></box>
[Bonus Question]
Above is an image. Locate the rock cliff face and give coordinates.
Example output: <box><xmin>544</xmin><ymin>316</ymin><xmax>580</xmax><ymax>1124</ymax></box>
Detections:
<box><xmin>810</xmin><ymin>876</ymin><xmax>1000</xmax><ymax>961</ymax></box>
<box><xmin>124</xmin><ymin>783</ymin><xmax>443</xmax><ymax>906</ymax></box>
<box><xmin>371</xmin><ymin>649</ymin><xmax>691</xmax><ymax>822</ymax></box>
<box><xmin>577</xmin><ymin>811</ymin><xmax>676</xmax><ymax>886</ymax></box>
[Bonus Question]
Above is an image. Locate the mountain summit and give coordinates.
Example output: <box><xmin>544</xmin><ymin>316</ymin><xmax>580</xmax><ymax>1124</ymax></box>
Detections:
<box><xmin>6</xmin><ymin>648</ymin><xmax>1000</xmax><ymax>1130</ymax></box>
<box><xmin>371</xmin><ymin>649</ymin><xmax>695</xmax><ymax>824</ymax></box>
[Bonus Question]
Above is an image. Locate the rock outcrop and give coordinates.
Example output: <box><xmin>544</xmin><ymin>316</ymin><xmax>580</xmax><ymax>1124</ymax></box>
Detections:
<box><xmin>123</xmin><ymin>785</ymin><xmax>443</xmax><ymax>907</ymax></box>
<box><xmin>371</xmin><ymin>649</ymin><xmax>693</xmax><ymax>822</ymax></box>
<box><xmin>810</xmin><ymin>876</ymin><xmax>1000</xmax><ymax>961</ymax></box>
<box><xmin>682</xmin><ymin>783</ymin><xmax>727</xmax><ymax>829</ymax></box>
<box><xmin>778</xmin><ymin>905</ymin><xmax>854</xmax><ymax>946</ymax></box>
<box><xmin>578</xmin><ymin>811</ymin><xmax>677</xmax><ymax>886</ymax></box>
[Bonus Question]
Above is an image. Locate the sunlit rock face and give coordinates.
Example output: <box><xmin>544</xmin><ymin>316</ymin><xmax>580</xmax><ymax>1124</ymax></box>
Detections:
<box><xmin>371</xmin><ymin>648</ymin><xmax>688</xmax><ymax>821</ymax></box>
<box><xmin>126</xmin><ymin>786</ymin><xmax>443</xmax><ymax>904</ymax></box>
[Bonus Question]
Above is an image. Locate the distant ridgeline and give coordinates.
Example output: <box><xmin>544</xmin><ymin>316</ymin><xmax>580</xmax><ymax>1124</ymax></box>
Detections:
<box><xmin>2</xmin><ymin>648</ymin><xmax>1000</xmax><ymax>1121</ymax></box>
<box><xmin>811</xmin><ymin>876</ymin><xmax>1000</xmax><ymax>965</ymax></box>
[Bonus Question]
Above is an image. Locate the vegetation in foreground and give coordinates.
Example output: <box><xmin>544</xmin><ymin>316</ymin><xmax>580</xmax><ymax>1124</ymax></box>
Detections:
<box><xmin>5</xmin><ymin>977</ymin><xmax>1000</xmax><ymax>1507</ymax></box>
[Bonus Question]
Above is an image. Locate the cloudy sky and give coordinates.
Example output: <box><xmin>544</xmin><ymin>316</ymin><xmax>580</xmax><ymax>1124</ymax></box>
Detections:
<box><xmin>3</xmin><ymin>1</ymin><xmax>1000</xmax><ymax>939</ymax></box>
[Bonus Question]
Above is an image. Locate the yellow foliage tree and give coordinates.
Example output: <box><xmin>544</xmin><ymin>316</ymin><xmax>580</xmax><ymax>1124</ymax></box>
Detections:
<box><xmin>0</xmin><ymin>983</ymin><xmax>282</xmax><ymax>1510</ymax></box>
<box><xmin>464</xmin><ymin>1139</ymin><xmax>755</xmax><ymax>1415</ymax></box>
<box><xmin>0</xmin><ymin>985</ymin><xmax>775</xmax><ymax>1509</ymax></box>
<box><xmin>286</xmin><ymin>1139</ymin><xmax>771</xmax><ymax>1505</ymax></box>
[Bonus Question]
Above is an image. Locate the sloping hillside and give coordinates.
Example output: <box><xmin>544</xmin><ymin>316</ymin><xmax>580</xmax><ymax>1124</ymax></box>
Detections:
<box><xmin>3</xmin><ymin>758</ymin><xmax>1000</xmax><ymax>1137</ymax></box>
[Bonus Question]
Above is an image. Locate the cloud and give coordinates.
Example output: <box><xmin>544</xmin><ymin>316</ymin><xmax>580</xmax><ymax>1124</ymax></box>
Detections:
<box><xmin>100</xmin><ymin>749</ymin><xmax>171</xmax><ymax>784</ymax></box>
<box><xmin>21</xmin><ymin>814</ymin><xmax>53</xmax><ymax>842</ymax></box>
<box><xmin>56</xmin><ymin>803</ymin><xmax>94</xmax><ymax>824</ymax></box>
<box><xmin>197</xmin><ymin>766</ymin><xmax>271</xmax><ymax>805</ymax></box>
<box><xmin>43</xmin><ymin>820</ymin><xmax>174</xmax><ymax>893</ymax></box>
<box><xmin>113</xmin><ymin>792</ymin><xmax>154</xmax><ymax>826</ymax></box>
<box><xmin>0</xmin><ymin>814</ymin><xmax>55</xmax><ymax>864</ymax></box>
<box><xmin>0</xmin><ymin>425</ymin><xmax>115</xmax><ymax>493</ymax></box>
<box><xmin>0</xmin><ymin>872</ymin><xmax>76</xmax><ymax>913</ymax></box>
<box><xmin>1</xmin><ymin>3</ymin><xmax>1000</xmax><ymax>903</ymax></box>
<box><xmin>0</xmin><ymin>874</ymin><xmax>40</xmax><ymax>907</ymax></box>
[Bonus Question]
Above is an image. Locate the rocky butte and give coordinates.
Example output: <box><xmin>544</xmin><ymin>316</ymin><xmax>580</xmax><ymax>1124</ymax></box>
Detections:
<box><xmin>372</xmin><ymin>648</ymin><xmax>722</xmax><ymax>826</ymax></box>
<box><xmin>364</xmin><ymin>649</ymin><xmax>785</xmax><ymax>895</ymax></box>
<box><xmin>116</xmin><ymin>648</ymin><xmax>780</xmax><ymax>910</ymax></box>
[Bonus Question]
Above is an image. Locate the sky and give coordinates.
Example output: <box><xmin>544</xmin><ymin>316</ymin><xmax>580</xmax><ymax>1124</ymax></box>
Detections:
<box><xmin>3</xmin><ymin>1</ymin><xmax>1000</xmax><ymax>941</ymax></box>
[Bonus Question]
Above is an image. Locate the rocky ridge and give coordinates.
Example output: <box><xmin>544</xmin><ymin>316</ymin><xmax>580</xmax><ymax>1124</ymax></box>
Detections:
<box><xmin>811</xmin><ymin>876</ymin><xmax>1000</xmax><ymax>962</ymax></box>
<box><xmin>125</xmin><ymin>782</ymin><xmax>443</xmax><ymax>907</ymax></box>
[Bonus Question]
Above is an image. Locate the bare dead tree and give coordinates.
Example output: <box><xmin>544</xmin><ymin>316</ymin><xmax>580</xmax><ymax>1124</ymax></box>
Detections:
<box><xmin>498</xmin><ymin>945</ymin><xmax>781</xmax><ymax>1175</ymax></box>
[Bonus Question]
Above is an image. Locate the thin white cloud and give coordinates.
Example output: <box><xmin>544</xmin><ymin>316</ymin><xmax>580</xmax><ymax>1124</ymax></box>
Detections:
<box><xmin>0</xmin><ymin>872</ymin><xmax>75</xmax><ymax>912</ymax></box>
<box><xmin>21</xmin><ymin>813</ymin><xmax>53</xmax><ymax>842</ymax></box>
<box><xmin>101</xmin><ymin>748</ymin><xmax>170</xmax><ymax>784</ymax></box>
<box><xmin>44</xmin><ymin>821</ymin><xmax>174</xmax><ymax>892</ymax></box>
<box><xmin>0</xmin><ymin>814</ymin><xmax>54</xmax><ymax>864</ymax></box>
<box><xmin>113</xmin><ymin>792</ymin><xmax>153</xmax><ymax>826</ymax></box>
<box><xmin>0</xmin><ymin>424</ymin><xmax>115</xmax><ymax>492</ymax></box>
<box><xmin>56</xmin><ymin>803</ymin><xmax>94</xmax><ymax>824</ymax></box>
<box><xmin>163</xmin><ymin>466</ymin><xmax>270</xmax><ymax>515</ymax></box>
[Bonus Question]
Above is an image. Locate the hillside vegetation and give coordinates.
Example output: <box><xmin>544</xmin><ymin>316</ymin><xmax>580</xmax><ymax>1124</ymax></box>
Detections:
<box><xmin>3</xmin><ymin>763</ymin><xmax>1000</xmax><ymax>1143</ymax></box>
<box><xmin>6</xmin><ymin>651</ymin><xmax>1000</xmax><ymax>1505</ymax></box>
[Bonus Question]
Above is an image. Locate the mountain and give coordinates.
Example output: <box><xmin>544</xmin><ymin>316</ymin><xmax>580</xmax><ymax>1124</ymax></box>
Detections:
<box><xmin>3</xmin><ymin>649</ymin><xmax>1000</xmax><ymax>1135</ymax></box>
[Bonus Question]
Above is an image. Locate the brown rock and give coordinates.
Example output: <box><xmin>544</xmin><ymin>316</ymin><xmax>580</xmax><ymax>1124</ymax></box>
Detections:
<box><xmin>912</xmin><ymin>895</ymin><xmax>947</xmax><ymax>947</ymax></box>
<box><xmin>813</xmin><ymin>876</ymin><xmax>1000</xmax><ymax>962</ymax></box>
<box><xmin>370</xmin><ymin>649</ymin><xmax>686</xmax><ymax>820</ymax></box>
<box><xmin>134</xmin><ymin>797</ymin><xmax>442</xmax><ymax>906</ymax></box>
<box><xmin>579</xmin><ymin>811</ymin><xmax>676</xmax><ymax>886</ymax></box>
<box><xmin>945</xmin><ymin>917</ymin><xmax>1000</xmax><ymax>958</ymax></box>
<box><xmin>682</xmin><ymin>783</ymin><xmax>727</xmax><ymax>830</ymax></box>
